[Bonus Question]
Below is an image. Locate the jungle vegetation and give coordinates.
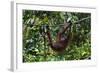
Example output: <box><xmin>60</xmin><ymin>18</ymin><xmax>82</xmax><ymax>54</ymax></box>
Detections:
<box><xmin>22</xmin><ymin>10</ymin><xmax>91</xmax><ymax>62</ymax></box>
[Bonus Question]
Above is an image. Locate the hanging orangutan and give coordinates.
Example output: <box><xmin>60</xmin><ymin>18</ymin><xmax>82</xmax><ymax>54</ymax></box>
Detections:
<box><xmin>45</xmin><ymin>21</ymin><xmax>72</xmax><ymax>53</ymax></box>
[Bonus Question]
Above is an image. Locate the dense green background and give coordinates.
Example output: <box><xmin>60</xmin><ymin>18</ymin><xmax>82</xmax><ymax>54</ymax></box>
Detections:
<box><xmin>22</xmin><ymin>10</ymin><xmax>91</xmax><ymax>62</ymax></box>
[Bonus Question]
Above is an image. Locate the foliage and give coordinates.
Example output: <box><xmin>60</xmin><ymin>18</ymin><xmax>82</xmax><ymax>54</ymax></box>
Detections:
<box><xmin>22</xmin><ymin>10</ymin><xmax>91</xmax><ymax>62</ymax></box>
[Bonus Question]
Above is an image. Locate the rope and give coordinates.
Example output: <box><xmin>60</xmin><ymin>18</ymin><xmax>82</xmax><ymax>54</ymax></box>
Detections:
<box><xmin>39</xmin><ymin>16</ymin><xmax>91</xmax><ymax>35</ymax></box>
<box><xmin>39</xmin><ymin>16</ymin><xmax>90</xmax><ymax>34</ymax></box>
<box><xmin>33</xmin><ymin>16</ymin><xmax>91</xmax><ymax>28</ymax></box>
<box><xmin>73</xmin><ymin>16</ymin><xmax>90</xmax><ymax>24</ymax></box>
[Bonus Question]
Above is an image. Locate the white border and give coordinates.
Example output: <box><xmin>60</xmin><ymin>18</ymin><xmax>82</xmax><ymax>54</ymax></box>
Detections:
<box><xmin>11</xmin><ymin>1</ymin><xmax>97</xmax><ymax>71</ymax></box>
